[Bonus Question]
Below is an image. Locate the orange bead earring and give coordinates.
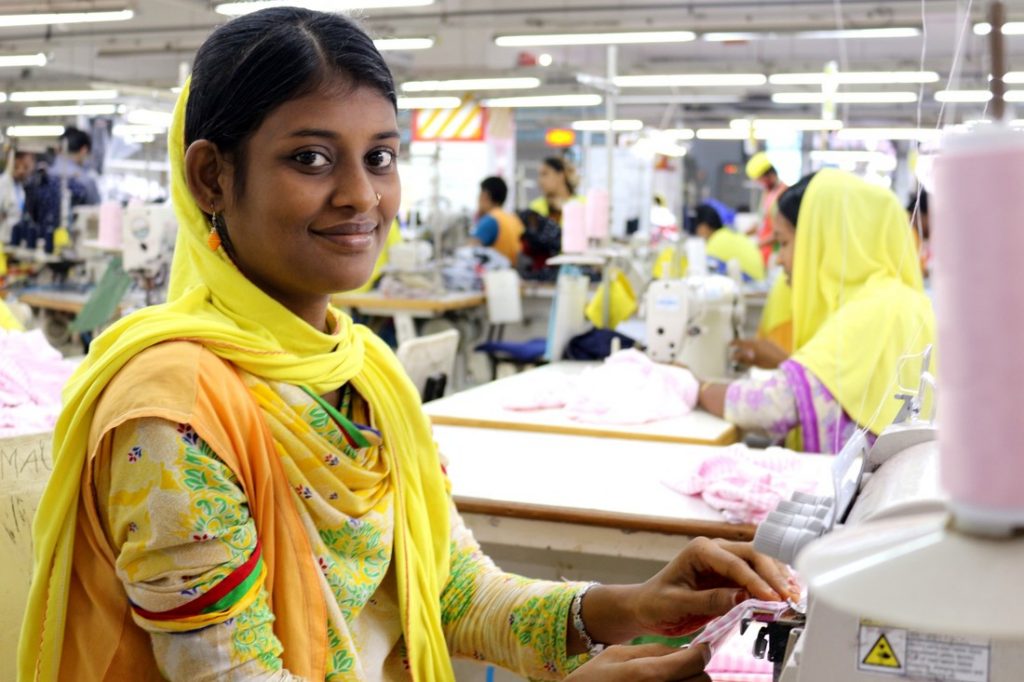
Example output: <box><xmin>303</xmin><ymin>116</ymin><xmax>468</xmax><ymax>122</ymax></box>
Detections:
<box><xmin>208</xmin><ymin>211</ymin><xmax>223</xmax><ymax>251</ymax></box>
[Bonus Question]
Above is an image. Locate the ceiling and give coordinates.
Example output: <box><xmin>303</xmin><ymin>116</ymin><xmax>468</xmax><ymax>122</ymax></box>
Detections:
<box><xmin>0</xmin><ymin>0</ymin><xmax>1015</xmax><ymax>133</ymax></box>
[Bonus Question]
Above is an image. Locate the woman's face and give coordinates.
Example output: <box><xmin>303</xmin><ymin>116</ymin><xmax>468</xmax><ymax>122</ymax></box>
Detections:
<box><xmin>537</xmin><ymin>163</ymin><xmax>566</xmax><ymax>197</ymax></box>
<box><xmin>215</xmin><ymin>83</ymin><xmax>400</xmax><ymax>312</ymax></box>
<box><xmin>774</xmin><ymin>213</ymin><xmax>797</xmax><ymax>282</ymax></box>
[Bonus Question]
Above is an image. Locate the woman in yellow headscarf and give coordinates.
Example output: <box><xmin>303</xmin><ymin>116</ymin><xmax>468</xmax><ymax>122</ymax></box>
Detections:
<box><xmin>19</xmin><ymin>9</ymin><xmax>792</xmax><ymax>682</ymax></box>
<box><xmin>697</xmin><ymin>170</ymin><xmax>935</xmax><ymax>453</ymax></box>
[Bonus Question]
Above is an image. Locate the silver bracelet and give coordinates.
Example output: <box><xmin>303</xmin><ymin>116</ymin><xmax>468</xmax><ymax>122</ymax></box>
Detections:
<box><xmin>570</xmin><ymin>582</ymin><xmax>604</xmax><ymax>656</ymax></box>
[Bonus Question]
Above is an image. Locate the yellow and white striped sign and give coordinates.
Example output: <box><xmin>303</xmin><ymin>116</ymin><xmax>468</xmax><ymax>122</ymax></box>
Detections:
<box><xmin>413</xmin><ymin>100</ymin><xmax>486</xmax><ymax>142</ymax></box>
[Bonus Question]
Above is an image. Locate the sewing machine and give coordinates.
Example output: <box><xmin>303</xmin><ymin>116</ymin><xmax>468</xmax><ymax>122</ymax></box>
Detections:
<box><xmin>740</xmin><ymin>351</ymin><xmax>1024</xmax><ymax>681</ymax></box>
<box><xmin>644</xmin><ymin>273</ymin><xmax>744</xmax><ymax>380</ymax></box>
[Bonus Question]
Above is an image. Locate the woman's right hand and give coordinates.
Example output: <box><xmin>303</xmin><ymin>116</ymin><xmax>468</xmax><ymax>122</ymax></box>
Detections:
<box><xmin>564</xmin><ymin>643</ymin><xmax>711</xmax><ymax>682</ymax></box>
<box><xmin>730</xmin><ymin>339</ymin><xmax>789</xmax><ymax>370</ymax></box>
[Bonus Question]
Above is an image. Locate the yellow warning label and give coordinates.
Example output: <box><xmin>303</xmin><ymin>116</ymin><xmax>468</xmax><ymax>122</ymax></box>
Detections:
<box><xmin>863</xmin><ymin>634</ymin><xmax>902</xmax><ymax>669</ymax></box>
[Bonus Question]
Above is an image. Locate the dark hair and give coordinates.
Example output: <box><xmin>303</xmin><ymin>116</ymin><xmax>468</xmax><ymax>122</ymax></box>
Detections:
<box><xmin>186</xmin><ymin>7</ymin><xmax>396</xmax><ymax>199</ymax></box>
<box><xmin>694</xmin><ymin>203</ymin><xmax>723</xmax><ymax>231</ymax></box>
<box><xmin>60</xmin><ymin>127</ymin><xmax>92</xmax><ymax>154</ymax></box>
<box><xmin>542</xmin><ymin>156</ymin><xmax>578</xmax><ymax>194</ymax></box>
<box><xmin>14</xmin><ymin>151</ymin><xmax>34</xmax><ymax>161</ymax></box>
<box><xmin>776</xmin><ymin>172</ymin><xmax>817</xmax><ymax>228</ymax></box>
<box><xmin>907</xmin><ymin>189</ymin><xmax>928</xmax><ymax>215</ymax></box>
<box><xmin>480</xmin><ymin>176</ymin><xmax>508</xmax><ymax>206</ymax></box>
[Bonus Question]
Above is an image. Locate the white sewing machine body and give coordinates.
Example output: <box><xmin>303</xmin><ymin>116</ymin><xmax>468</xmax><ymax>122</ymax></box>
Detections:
<box><xmin>644</xmin><ymin>274</ymin><xmax>743</xmax><ymax>380</ymax></box>
<box><xmin>776</xmin><ymin>431</ymin><xmax>1024</xmax><ymax>681</ymax></box>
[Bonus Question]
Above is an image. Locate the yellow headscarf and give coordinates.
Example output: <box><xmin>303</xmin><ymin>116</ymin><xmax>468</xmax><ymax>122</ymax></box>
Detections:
<box><xmin>790</xmin><ymin>169</ymin><xmax>935</xmax><ymax>434</ymax></box>
<box><xmin>20</xmin><ymin>80</ymin><xmax>452</xmax><ymax>680</ymax></box>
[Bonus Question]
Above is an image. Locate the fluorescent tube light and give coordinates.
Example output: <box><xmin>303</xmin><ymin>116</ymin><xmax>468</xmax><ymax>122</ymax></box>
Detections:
<box><xmin>836</xmin><ymin>127</ymin><xmax>942</xmax><ymax>142</ymax></box>
<box><xmin>730</xmin><ymin>118</ymin><xmax>843</xmax><ymax>131</ymax></box>
<box><xmin>0</xmin><ymin>10</ymin><xmax>132</xmax><ymax>27</ymax></box>
<box><xmin>703</xmin><ymin>27</ymin><xmax>919</xmax><ymax>41</ymax></box>
<box><xmin>571</xmin><ymin>119</ymin><xmax>643</xmax><ymax>132</ymax></box>
<box><xmin>25</xmin><ymin>104</ymin><xmax>118</xmax><ymax>116</ymax></box>
<box><xmin>482</xmin><ymin>94</ymin><xmax>602</xmax><ymax>108</ymax></box>
<box><xmin>772</xmin><ymin>91</ymin><xmax>918</xmax><ymax>104</ymax></box>
<box><xmin>396</xmin><ymin>96</ymin><xmax>461</xmax><ymax>110</ymax></box>
<box><xmin>769</xmin><ymin>71</ymin><xmax>939</xmax><ymax>85</ymax></box>
<box><xmin>126</xmin><ymin>109</ymin><xmax>174</xmax><ymax>127</ymax></box>
<box><xmin>974</xmin><ymin>22</ymin><xmax>1024</xmax><ymax>36</ymax></box>
<box><xmin>373</xmin><ymin>37</ymin><xmax>434</xmax><ymax>51</ymax></box>
<box><xmin>0</xmin><ymin>54</ymin><xmax>47</xmax><ymax>67</ymax></box>
<box><xmin>402</xmin><ymin>77</ymin><xmax>540</xmax><ymax>92</ymax></box>
<box><xmin>934</xmin><ymin>90</ymin><xmax>992</xmax><ymax>103</ymax></box>
<box><xmin>11</xmin><ymin>89</ymin><xmax>118</xmax><ymax>102</ymax></box>
<box><xmin>217</xmin><ymin>0</ymin><xmax>433</xmax><ymax>15</ymax></box>
<box><xmin>615</xmin><ymin>73</ymin><xmax>767</xmax><ymax>88</ymax></box>
<box><xmin>495</xmin><ymin>30</ymin><xmax>696</xmax><ymax>47</ymax></box>
<box><xmin>7</xmin><ymin>125</ymin><xmax>65</xmax><ymax>137</ymax></box>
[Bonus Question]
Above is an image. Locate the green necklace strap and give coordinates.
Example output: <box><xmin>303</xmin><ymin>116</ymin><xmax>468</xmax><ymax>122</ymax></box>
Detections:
<box><xmin>299</xmin><ymin>385</ymin><xmax>372</xmax><ymax>449</ymax></box>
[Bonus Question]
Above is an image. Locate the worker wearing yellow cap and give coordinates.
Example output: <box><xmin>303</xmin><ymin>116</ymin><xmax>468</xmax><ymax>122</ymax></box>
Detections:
<box><xmin>745</xmin><ymin>152</ymin><xmax>788</xmax><ymax>266</ymax></box>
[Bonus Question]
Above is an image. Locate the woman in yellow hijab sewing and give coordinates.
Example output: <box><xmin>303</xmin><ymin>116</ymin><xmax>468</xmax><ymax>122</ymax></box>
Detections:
<box><xmin>20</xmin><ymin>8</ymin><xmax>792</xmax><ymax>682</ymax></box>
<box><xmin>698</xmin><ymin>170</ymin><xmax>935</xmax><ymax>453</ymax></box>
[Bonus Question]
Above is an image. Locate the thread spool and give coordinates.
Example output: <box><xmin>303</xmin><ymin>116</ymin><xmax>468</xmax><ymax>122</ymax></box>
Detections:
<box><xmin>560</xmin><ymin>199</ymin><xmax>587</xmax><ymax>253</ymax></box>
<box><xmin>932</xmin><ymin>123</ymin><xmax>1024</xmax><ymax>535</ymax></box>
<box><xmin>584</xmin><ymin>188</ymin><xmax>609</xmax><ymax>240</ymax></box>
<box><xmin>684</xmin><ymin>237</ymin><xmax>707</xmax><ymax>277</ymax></box>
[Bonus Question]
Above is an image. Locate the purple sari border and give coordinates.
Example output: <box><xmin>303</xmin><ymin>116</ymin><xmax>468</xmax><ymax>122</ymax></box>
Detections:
<box><xmin>780</xmin><ymin>360</ymin><xmax>820</xmax><ymax>453</ymax></box>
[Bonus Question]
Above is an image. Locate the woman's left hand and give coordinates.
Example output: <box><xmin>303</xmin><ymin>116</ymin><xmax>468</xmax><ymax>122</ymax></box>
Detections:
<box><xmin>630</xmin><ymin>538</ymin><xmax>797</xmax><ymax>637</ymax></box>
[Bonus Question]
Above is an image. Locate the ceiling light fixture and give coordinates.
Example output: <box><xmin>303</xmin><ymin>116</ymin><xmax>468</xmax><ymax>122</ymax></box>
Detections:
<box><xmin>703</xmin><ymin>27</ymin><xmax>920</xmax><ymax>41</ymax></box>
<box><xmin>373</xmin><ymin>37</ymin><xmax>435</xmax><ymax>51</ymax></box>
<box><xmin>495</xmin><ymin>30</ymin><xmax>696</xmax><ymax>47</ymax></box>
<box><xmin>396</xmin><ymin>96</ymin><xmax>461</xmax><ymax>110</ymax></box>
<box><xmin>769</xmin><ymin>71</ymin><xmax>940</xmax><ymax>85</ymax></box>
<box><xmin>11</xmin><ymin>89</ymin><xmax>118</xmax><ymax>102</ymax></box>
<box><xmin>25</xmin><ymin>104</ymin><xmax>118</xmax><ymax>117</ymax></box>
<box><xmin>0</xmin><ymin>10</ymin><xmax>132</xmax><ymax>27</ymax></box>
<box><xmin>730</xmin><ymin>118</ymin><xmax>844</xmax><ymax>131</ymax></box>
<box><xmin>0</xmin><ymin>54</ymin><xmax>47</xmax><ymax>67</ymax></box>
<box><xmin>402</xmin><ymin>77</ymin><xmax>541</xmax><ymax>92</ymax></box>
<box><xmin>482</xmin><ymin>94</ymin><xmax>602</xmax><ymax>108</ymax></box>
<box><xmin>216</xmin><ymin>0</ymin><xmax>434</xmax><ymax>15</ymax></box>
<box><xmin>126</xmin><ymin>108</ymin><xmax>175</xmax><ymax>127</ymax></box>
<box><xmin>974</xmin><ymin>22</ymin><xmax>1024</xmax><ymax>36</ymax></box>
<box><xmin>571</xmin><ymin>119</ymin><xmax>643</xmax><ymax>132</ymax></box>
<box><xmin>934</xmin><ymin>90</ymin><xmax>992</xmax><ymax>103</ymax></box>
<box><xmin>7</xmin><ymin>125</ymin><xmax>65</xmax><ymax>137</ymax></box>
<box><xmin>836</xmin><ymin>127</ymin><xmax>942</xmax><ymax>142</ymax></box>
<box><xmin>772</xmin><ymin>91</ymin><xmax>918</xmax><ymax>104</ymax></box>
<box><xmin>615</xmin><ymin>73</ymin><xmax>767</xmax><ymax>88</ymax></box>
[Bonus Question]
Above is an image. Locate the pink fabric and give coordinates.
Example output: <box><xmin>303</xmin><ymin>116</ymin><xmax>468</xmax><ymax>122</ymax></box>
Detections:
<box><xmin>502</xmin><ymin>350</ymin><xmax>700</xmax><ymax>425</ymax></box>
<box><xmin>0</xmin><ymin>330</ymin><xmax>76</xmax><ymax>437</ymax></box>
<box><xmin>688</xmin><ymin>598</ymin><xmax>786</xmax><ymax>680</ymax></box>
<box><xmin>663</xmin><ymin>445</ymin><xmax>831</xmax><ymax>524</ymax></box>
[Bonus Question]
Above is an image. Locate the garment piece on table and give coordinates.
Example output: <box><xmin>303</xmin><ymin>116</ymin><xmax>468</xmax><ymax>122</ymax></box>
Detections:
<box><xmin>21</xmin><ymin>77</ymin><xmax>453</xmax><ymax>682</ymax></box>
<box><xmin>0</xmin><ymin>329</ymin><xmax>75</xmax><ymax>436</ymax></box>
<box><xmin>662</xmin><ymin>444</ymin><xmax>831</xmax><ymax>524</ymax></box>
<box><xmin>706</xmin><ymin>229</ymin><xmax>765</xmax><ymax>283</ymax></box>
<box><xmin>441</xmin><ymin>246</ymin><xmax>510</xmax><ymax>292</ymax></box>
<box><xmin>97</xmin><ymin>377</ymin><xmax>589</xmax><ymax>681</ymax></box>
<box><xmin>500</xmin><ymin>350</ymin><xmax>699</xmax><ymax>425</ymax></box>
<box><xmin>788</xmin><ymin>170</ymin><xmax>935</xmax><ymax>436</ymax></box>
<box><xmin>723</xmin><ymin>360</ymin><xmax>864</xmax><ymax>455</ymax></box>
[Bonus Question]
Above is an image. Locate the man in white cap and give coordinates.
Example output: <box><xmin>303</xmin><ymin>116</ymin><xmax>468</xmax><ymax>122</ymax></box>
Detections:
<box><xmin>745</xmin><ymin>152</ymin><xmax>787</xmax><ymax>265</ymax></box>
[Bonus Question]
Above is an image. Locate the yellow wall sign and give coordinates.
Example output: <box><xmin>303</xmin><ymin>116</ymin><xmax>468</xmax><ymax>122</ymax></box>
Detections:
<box><xmin>413</xmin><ymin>101</ymin><xmax>486</xmax><ymax>142</ymax></box>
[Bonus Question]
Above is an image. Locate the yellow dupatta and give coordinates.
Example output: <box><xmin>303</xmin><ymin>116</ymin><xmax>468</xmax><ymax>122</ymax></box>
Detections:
<box><xmin>789</xmin><ymin>169</ymin><xmax>935</xmax><ymax>435</ymax></box>
<box><xmin>19</xmin><ymin>80</ymin><xmax>452</xmax><ymax>681</ymax></box>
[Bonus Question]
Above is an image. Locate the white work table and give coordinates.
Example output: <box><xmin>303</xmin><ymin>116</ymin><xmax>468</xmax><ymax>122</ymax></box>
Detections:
<box><xmin>439</xmin><ymin>425</ymin><xmax>755</xmax><ymax>544</ymax></box>
<box><xmin>425</xmin><ymin>362</ymin><xmax>739</xmax><ymax>446</ymax></box>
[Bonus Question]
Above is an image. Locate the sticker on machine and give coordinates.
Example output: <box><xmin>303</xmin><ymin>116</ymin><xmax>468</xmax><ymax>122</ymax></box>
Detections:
<box><xmin>857</xmin><ymin>621</ymin><xmax>990</xmax><ymax>681</ymax></box>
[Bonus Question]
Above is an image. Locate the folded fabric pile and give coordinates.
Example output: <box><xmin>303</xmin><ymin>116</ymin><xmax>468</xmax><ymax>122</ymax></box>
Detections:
<box><xmin>502</xmin><ymin>349</ymin><xmax>700</xmax><ymax>425</ymax></box>
<box><xmin>0</xmin><ymin>329</ymin><xmax>76</xmax><ymax>437</ymax></box>
<box><xmin>663</xmin><ymin>445</ymin><xmax>832</xmax><ymax>524</ymax></box>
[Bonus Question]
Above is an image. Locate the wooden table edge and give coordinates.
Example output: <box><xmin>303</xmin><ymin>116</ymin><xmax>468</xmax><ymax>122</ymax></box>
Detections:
<box><xmin>454</xmin><ymin>495</ymin><xmax>755</xmax><ymax>541</ymax></box>
<box><xmin>429</xmin><ymin>414</ymin><xmax>739</xmax><ymax>446</ymax></box>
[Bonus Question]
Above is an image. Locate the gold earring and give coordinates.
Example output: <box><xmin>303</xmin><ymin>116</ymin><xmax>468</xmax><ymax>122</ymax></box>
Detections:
<box><xmin>208</xmin><ymin>211</ymin><xmax>222</xmax><ymax>251</ymax></box>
